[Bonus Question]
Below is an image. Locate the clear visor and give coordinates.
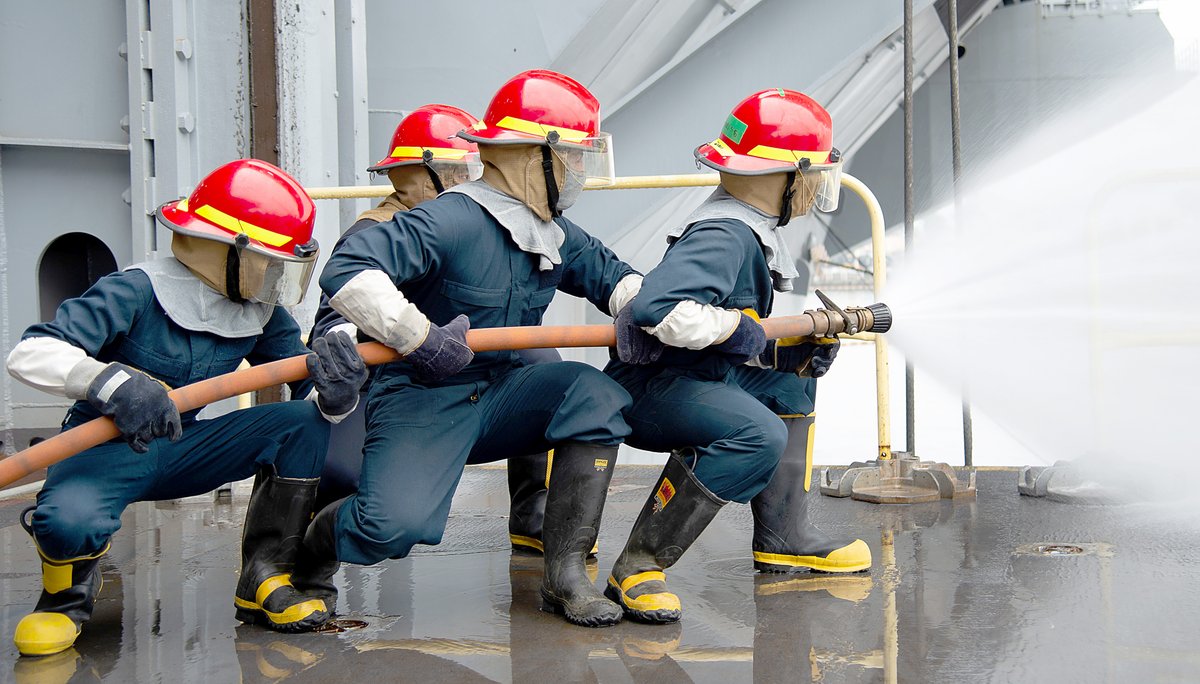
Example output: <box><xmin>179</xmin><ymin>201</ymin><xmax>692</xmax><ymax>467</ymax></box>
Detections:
<box><xmin>238</xmin><ymin>245</ymin><xmax>318</xmax><ymax>307</ymax></box>
<box><xmin>549</xmin><ymin>132</ymin><xmax>615</xmax><ymax>187</ymax></box>
<box><xmin>428</xmin><ymin>157</ymin><xmax>483</xmax><ymax>189</ymax></box>
<box><xmin>806</xmin><ymin>158</ymin><xmax>843</xmax><ymax>212</ymax></box>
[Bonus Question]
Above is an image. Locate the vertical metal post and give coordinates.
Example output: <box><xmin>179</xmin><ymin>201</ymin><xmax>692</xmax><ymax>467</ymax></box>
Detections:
<box><xmin>124</xmin><ymin>0</ymin><xmax>156</xmax><ymax>260</ymax></box>
<box><xmin>334</xmin><ymin>0</ymin><xmax>371</xmax><ymax>230</ymax></box>
<box><xmin>248</xmin><ymin>0</ymin><xmax>283</xmax><ymax>406</ymax></box>
<box><xmin>903</xmin><ymin>0</ymin><xmax>916</xmax><ymax>457</ymax></box>
<box><xmin>248</xmin><ymin>0</ymin><xmax>279</xmax><ymax>165</ymax></box>
<box><xmin>947</xmin><ymin>0</ymin><xmax>974</xmax><ymax>467</ymax></box>
<box><xmin>0</xmin><ymin>146</ymin><xmax>11</xmax><ymax>455</ymax></box>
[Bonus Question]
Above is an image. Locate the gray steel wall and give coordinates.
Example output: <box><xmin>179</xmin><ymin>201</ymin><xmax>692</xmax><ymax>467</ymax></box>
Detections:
<box><xmin>826</xmin><ymin>1</ymin><xmax>1178</xmax><ymax>255</ymax></box>
<box><xmin>0</xmin><ymin>0</ymin><xmax>250</xmax><ymax>447</ymax></box>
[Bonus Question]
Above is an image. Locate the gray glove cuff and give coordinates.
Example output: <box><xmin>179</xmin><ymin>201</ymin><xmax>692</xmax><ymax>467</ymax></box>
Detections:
<box><xmin>65</xmin><ymin>357</ymin><xmax>109</xmax><ymax>401</ymax></box>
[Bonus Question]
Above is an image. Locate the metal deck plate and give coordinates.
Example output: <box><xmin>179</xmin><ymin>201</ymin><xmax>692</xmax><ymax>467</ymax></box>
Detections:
<box><xmin>3</xmin><ymin>467</ymin><xmax>1199</xmax><ymax>682</ymax></box>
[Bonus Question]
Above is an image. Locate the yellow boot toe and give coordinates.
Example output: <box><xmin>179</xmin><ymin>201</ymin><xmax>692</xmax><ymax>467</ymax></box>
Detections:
<box><xmin>14</xmin><ymin>612</ymin><xmax>80</xmax><ymax>657</ymax></box>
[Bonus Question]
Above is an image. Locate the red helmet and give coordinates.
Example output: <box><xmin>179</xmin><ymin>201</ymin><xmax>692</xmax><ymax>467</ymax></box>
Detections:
<box><xmin>367</xmin><ymin>104</ymin><xmax>481</xmax><ymax>173</ymax></box>
<box><xmin>696</xmin><ymin>89</ymin><xmax>842</xmax><ymax>212</ymax></box>
<box><xmin>459</xmin><ymin>69</ymin><xmax>601</xmax><ymax>146</ymax></box>
<box><xmin>158</xmin><ymin>158</ymin><xmax>316</xmax><ymax>257</ymax></box>
<box><xmin>157</xmin><ymin>159</ymin><xmax>319</xmax><ymax>305</ymax></box>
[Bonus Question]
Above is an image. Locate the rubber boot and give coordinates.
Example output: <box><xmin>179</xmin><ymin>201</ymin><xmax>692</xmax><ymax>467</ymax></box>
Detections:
<box><xmin>13</xmin><ymin>508</ymin><xmax>108</xmax><ymax>657</ymax></box>
<box><xmin>538</xmin><ymin>442</ymin><xmax>623</xmax><ymax>627</ymax></box>
<box><xmin>233</xmin><ymin>469</ymin><xmax>330</xmax><ymax>632</ymax></box>
<box><xmin>750</xmin><ymin>415</ymin><xmax>872</xmax><ymax>573</ymax></box>
<box><xmin>289</xmin><ymin>496</ymin><xmax>344</xmax><ymax>611</ymax></box>
<box><xmin>604</xmin><ymin>451</ymin><xmax>726</xmax><ymax>624</ymax></box>
<box><xmin>509</xmin><ymin>450</ymin><xmax>598</xmax><ymax>558</ymax></box>
<box><xmin>508</xmin><ymin>450</ymin><xmax>551</xmax><ymax>554</ymax></box>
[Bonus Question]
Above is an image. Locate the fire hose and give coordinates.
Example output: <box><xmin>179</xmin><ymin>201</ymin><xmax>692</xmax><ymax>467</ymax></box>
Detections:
<box><xmin>0</xmin><ymin>298</ymin><xmax>890</xmax><ymax>489</ymax></box>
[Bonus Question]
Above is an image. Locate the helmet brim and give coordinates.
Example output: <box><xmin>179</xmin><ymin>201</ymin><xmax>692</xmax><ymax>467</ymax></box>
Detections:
<box><xmin>695</xmin><ymin>143</ymin><xmax>802</xmax><ymax>176</ymax></box>
<box><xmin>457</xmin><ymin>126</ymin><xmax>547</xmax><ymax>145</ymax></box>
<box><xmin>156</xmin><ymin>200</ymin><xmax>317</xmax><ymax>262</ymax></box>
<box><xmin>366</xmin><ymin>157</ymin><xmax>422</xmax><ymax>173</ymax></box>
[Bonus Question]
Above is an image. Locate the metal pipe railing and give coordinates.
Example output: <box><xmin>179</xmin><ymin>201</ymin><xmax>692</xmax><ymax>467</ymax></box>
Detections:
<box><xmin>308</xmin><ymin>171</ymin><xmax>894</xmax><ymax>464</ymax></box>
<box><xmin>947</xmin><ymin>0</ymin><xmax>975</xmax><ymax>468</ymax></box>
<box><xmin>903</xmin><ymin>0</ymin><xmax>918</xmax><ymax>460</ymax></box>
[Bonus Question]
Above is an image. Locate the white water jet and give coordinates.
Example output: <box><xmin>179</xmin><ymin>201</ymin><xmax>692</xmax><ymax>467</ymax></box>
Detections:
<box><xmin>886</xmin><ymin>74</ymin><xmax>1200</xmax><ymax>503</ymax></box>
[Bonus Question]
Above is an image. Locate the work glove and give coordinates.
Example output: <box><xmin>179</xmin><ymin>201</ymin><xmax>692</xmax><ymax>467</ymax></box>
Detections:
<box><xmin>615</xmin><ymin>304</ymin><xmax>664</xmax><ymax>365</ymax></box>
<box><xmin>714</xmin><ymin>310</ymin><xmax>767</xmax><ymax>365</ymax></box>
<box><xmin>307</xmin><ymin>330</ymin><xmax>369</xmax><ymax>416</ymax></box>
<box><xmin>760</xmin><ymin>335</ymin><xmax>841</xmax><ymax>377</ymax></box>
<box><xmin>405</xmin><ymin>314</ymin><xmax>475</xmax><ymax>382</ymax></box>
<box><xmin>85</xmin><ymin>362</ymin><xmax>182</xmax><ymax>453</ymax></box>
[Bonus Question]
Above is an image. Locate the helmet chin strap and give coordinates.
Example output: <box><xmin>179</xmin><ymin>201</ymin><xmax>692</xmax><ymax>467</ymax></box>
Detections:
<box><xmin>776</xmin><ymin>159</ymin><xmax>811</xmax><ymax>228</ymax></box>
<box><xmin>421</xmin><ymin>150</ymin><xmax>446</xmax><ymax>194</ymax></box>
<box><xmin>225</xmin><ymin>234</ymin><xmax>250</xmax><ymax>303</ymax></box>
<box><xmin>777</xmin><ymin>170</ymin><xmax>798</xmax><ymax>227</ymax></box>
<box><xmin>541</xmin><ymin>131</ymin><xmax>562</xmax><ymax>218</ymax></box>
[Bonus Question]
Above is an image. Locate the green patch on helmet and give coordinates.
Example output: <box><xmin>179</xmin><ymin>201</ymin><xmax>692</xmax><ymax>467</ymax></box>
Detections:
<box><xmin>722</xmin><ymin>114</ymin><xmax>748</xmax><ymax>145</ymax></box>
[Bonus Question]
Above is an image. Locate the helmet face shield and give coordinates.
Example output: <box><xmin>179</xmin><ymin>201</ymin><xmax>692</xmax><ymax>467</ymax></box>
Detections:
<box><xmin>550</xmin><ymin>131</ymin><xmax>615</xmax><ymax>186</ymax></box>
<box><xmin>237</xmin><ymin>243</ymin><xmax>318</xmax><ymax>307</ymax></box>
<box><xmin>550</xmin><ymin>132</ymin><xmax>614</xmax><ymax>210</ymax></box>
<box><xmin>807</xmin><ymin>156</ymin><xmax>842</xmax><ymax>212</ymax></box>
<box><xmin>428</xmin><ymin>157</ymin><xmax>483</xmax><ymax>188</ymax></box>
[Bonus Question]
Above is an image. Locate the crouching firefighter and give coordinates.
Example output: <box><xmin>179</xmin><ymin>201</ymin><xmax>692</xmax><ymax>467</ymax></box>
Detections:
<box><xmin>5</xmin><ymin>159</ymin><xmax>368</xmax><ymax>657</ymax></box>
<box><xmin>307</xmin><ymin>103</ymin><xmax>570</xmax><ymax>561</ymax></box>
<box><xmin>604</xmin><ymin>89</ymin><xmax>871</xmax><ymax>624</ymax></box>
<box><xmin>296</xmin><ymin>69</ymin><xmax>639</xmax><ymax>628</ymax></box>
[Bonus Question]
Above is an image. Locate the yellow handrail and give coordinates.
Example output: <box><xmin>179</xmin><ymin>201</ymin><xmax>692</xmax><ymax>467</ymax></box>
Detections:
<box><xmin>306</xmin><ymin>172</ymin><xmax>891</xmax><ymax>461</ymax></box>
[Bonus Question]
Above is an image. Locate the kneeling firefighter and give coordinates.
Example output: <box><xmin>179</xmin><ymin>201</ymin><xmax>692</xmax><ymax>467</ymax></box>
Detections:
<box><xmin>301</xmin><ymin>104</ymin><xmax>578</xmax><ymax>612</ymax></box>
<box><xmin>6</xmin><ymin>159</ymin><xmax>367</xmax><ymax>656</ymax></box>
<box><xmin>604</xmin><ymin>89</ymin><xmax>871</xmax><ymax>624</ymax></box>
<box><xmin>298</xmin><ymin>69</ymin><xmax>640</xmax><ymax>627</ymax></box>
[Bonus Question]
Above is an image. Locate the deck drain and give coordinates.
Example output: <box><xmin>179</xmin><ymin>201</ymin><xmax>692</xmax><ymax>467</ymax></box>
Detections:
<box><xmin>1036</xmin><ymin>544</ymin><xmax>1084</xmax><ymax>556</ymax></box>
<box><xmin>1014</xmin><ymin>542</ymin><xmax>1113</xmax><ymax>558</ymax></box>
<box><xmin>315</xmin><ymin>619</ymin><xmax>368</xmax><ymax>633</ymax></box>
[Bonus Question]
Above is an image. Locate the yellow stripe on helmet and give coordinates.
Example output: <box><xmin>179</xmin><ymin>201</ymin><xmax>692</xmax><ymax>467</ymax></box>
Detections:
<box><xmin>708</xmin><ymin>138</ymin><xmax>735</xmax><ymax>157</ymax></box>
<box><xmin>389</xmin><ymin>145</ymin><xmax>470</xmax><ymax>160</ymax></box>
<box><xmin>493</xmin><ymin>115</ymin><xmax>590</xmax><ymax>143</ymax></box>
<box><xmin>194</xmin><ymin>204</ymin><xmax>293</xmax><ymax>248</ymax></box>
<box><xmin>745</xmin><ymin>144</ymin><xmax>831</xmax><ymax>165</ymax></box>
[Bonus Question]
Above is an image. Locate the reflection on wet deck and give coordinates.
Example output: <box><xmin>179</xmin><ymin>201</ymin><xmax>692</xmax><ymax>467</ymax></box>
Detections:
<box><xmin>3</xmin><ymin>467</ymin><xmax>1200</xmax><ymax>682</ymax></box>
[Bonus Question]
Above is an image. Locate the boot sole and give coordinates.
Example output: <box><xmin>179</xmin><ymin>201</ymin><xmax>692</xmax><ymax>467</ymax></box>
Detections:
<box><xmin>753</xmin><ymin>560</ymin><xmax>872</xmax><ymax>574</ymax></box>
<box><xmin>234</xmin><ymin>605</ymin><xmax>331</xmax><ymax>634</ymax></box>
<box><xmin>602</xmin><ymin>582</ymin><xmax>681</xmax><ymax>624</ymax></box>
<box><xmin>538</xmin><ymin>588</ymin><xmax>622</xmax><ymax>627</ymax></box>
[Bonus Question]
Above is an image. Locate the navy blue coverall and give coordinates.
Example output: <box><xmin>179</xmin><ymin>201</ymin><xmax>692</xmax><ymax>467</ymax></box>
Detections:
<box><xmin>25</xmin><ymin>269</ymin><xmax>329</xmax><ymax>560</ymax></box>
<box><xmin>319</xmin><ymin>192</ymin><xmax>634</xmax><ymax>565</ymax></box>
<box><xmin>605</xmin><ymin>218</ymin><xmax>815</xmax><ymax>503</ymax></box>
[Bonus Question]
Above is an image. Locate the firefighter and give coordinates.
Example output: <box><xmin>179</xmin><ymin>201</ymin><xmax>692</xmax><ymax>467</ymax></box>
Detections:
<box><xmin>293</xmin><ymin>69</ymin><xmax>640</xmax><ymax>628</ymax></box>
<box><xmin>6</xmin><ymin>159</ymin><xmax>368</xmax><ymax>656</ymax></box>
<box><xmin>605</xmin><ymin>89</ymin><xmax>872</xmax><ymax>624</ymax></box>
<box><xmin>304</xmin><ymin>105</ymin><xmax>581</xmax><ymax>611</ymax></box>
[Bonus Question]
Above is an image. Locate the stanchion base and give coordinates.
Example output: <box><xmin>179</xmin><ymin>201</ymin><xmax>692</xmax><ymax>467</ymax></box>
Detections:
<box><xmin>1018</xmin><ymin>461</ymin><xmax>1126</xmax><ymax>504</ymax></box>
<box><xmin>820</xmin><ymin>453</ymin><xmax>976</xmax><ymax>504</ymax></box>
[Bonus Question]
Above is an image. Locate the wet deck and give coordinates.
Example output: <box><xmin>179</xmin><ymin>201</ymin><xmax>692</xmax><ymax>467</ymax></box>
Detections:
<box><xmin>3</xmin><ymin>466</ymin><xmax>1200</xmax><ymax>682</ymax></box>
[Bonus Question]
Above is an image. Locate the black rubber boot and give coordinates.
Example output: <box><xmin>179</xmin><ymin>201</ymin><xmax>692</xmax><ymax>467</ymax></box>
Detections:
<box><xmin>508</xmin><ymin>450</ymin><xmax>550</xmax><ymax>554</ymax></box>
<box><xmin>289</xmin><ymin>496</ymin><xmax>344</xmax><ymax>612</ymax></box>
<box><xmin>750</xmin><ymin>415</ymin><xmax>872</xmax><ymax>573</ymax></box>
<box><xmin>13</xmin><ymin>508</ymin><xmax>107</xmax><ymax>657</ymax></box>
<box><xmin>604</xmin><ymin>451</ymin><xmax>726</xmax><ymax>624</ymax></box>
<box><xmin>539</xmin><ymin>442</ymin><xmax>623</xmax><ymax>627</ymax></box>
<box><xmin>233</xmin><ymin>468</ymin><xmax>330</xmax><ymax>632</ymax></box>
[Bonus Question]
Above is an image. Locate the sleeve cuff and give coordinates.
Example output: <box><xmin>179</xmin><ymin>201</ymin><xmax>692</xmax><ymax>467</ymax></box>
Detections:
<box><xmin>329</xmin><ymin>270</ymin><xmax>431</xmax><ymax>354</ymax></box>
<box><xmin>608</xmin><ymin>274</ymin><xmax>643</xmax><ymax>317</ymax></box>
